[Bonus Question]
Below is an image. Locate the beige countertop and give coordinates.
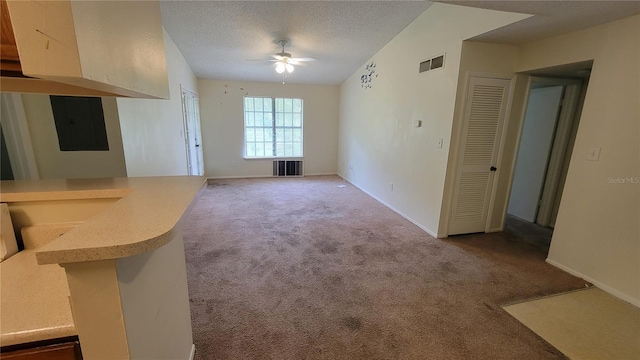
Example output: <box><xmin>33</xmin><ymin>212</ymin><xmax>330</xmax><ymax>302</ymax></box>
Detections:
<box><xmin>0</xmin><ymin>176</ymin><xmax>206</xmax><ymax>265</ymax></box>
<box><xmin>0</xmin><ymin>249</ymin><xmax>75</xmax><ymax>347</ymax></box>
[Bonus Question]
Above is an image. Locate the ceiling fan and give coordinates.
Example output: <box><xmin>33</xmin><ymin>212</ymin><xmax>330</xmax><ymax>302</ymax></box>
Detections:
<box><xmin>251</xmin><ymin>40</ymin><xmax>316</xmax><ymax>75</ymax></box>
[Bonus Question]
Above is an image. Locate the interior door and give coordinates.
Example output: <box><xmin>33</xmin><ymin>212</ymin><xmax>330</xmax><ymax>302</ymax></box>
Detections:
<box><xmin>535</xmin><ymin>80</ymin><xmax>582</xmax><ymax>227</ymax></box>
<box><xmin>181</xmin><ymin>88</ymin><xmax>204</xmax><ymax>176</ymax></box>
<box><xmin>449</xmin><ymin>77</ymin><xmax>512</xmax><ymax>235</ymax></box>
<box><xmin>507</xmin><ymin>86</ymin><xmax>564</xmax><ymax>222</ymax></box>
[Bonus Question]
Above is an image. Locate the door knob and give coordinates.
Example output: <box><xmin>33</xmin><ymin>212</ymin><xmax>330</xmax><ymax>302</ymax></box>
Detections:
<box><xmin>490</xmin><ymin>166</ymin><xmax>497</xmax><ymax>171</ymax></box>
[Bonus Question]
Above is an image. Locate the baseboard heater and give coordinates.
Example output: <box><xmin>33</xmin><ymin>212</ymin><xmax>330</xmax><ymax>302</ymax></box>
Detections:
<box><xmin>273</xmin><ymin>160</ymin><xmax>303</xmax><ymax>177</ymax></box>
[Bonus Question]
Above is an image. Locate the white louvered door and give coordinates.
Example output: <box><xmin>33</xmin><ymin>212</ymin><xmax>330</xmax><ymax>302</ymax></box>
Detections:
<box><xmin>449</xmin><ymin>77</ymin><xmax>511</xmax><ymax>235</ymax></box>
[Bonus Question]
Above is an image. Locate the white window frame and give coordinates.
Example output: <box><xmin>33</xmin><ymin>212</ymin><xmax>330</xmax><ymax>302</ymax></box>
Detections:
<box><xmin>243</xmin><ymin>96</ymin><xmax>304</xmax><ymax>159</ymax></box>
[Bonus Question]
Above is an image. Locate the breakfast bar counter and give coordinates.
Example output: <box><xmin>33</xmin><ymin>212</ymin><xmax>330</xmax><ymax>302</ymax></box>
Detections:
<box><xmin>1</xmin><ymin>176</ymin><xmax>206</xmax><ymax>265</ymax></box>
<box><xmin>0</xmin><ymin>176</ymin><xmax>206</xmax><ymax>359</ymax></box>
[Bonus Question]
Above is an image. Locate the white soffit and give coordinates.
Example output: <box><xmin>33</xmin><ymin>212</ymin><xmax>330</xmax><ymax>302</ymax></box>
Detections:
<box><xmin>436</xmin><ymin>1</ymin><xmax>640</xmax><ymax>45</ymax></box>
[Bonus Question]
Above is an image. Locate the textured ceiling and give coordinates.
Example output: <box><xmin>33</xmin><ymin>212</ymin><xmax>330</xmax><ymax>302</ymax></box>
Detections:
<box><xmin>160</xmin><ymin>1</ymin><xmax>433</xmax><ymax>85</ymax></box>
<box><xmin>160</xmin><ymin>1</ymin><xmax>640</xmax><ymax>85</ymax></box>
<box><xmin>439</xmin><ymin>1</ymin><xmax>640</xmax><ymax>44</ymax></box>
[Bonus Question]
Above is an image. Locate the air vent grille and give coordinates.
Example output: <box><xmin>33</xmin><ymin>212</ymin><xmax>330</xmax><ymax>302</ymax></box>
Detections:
<box><xmin>419</xmin><ymin>54</ymin><xmax>445</xmax><ymax>73</ymax></box>
<box><xmin>273</xmin><ymin>160</ymin><xmax>303</xmax><ymax>176</ymax></box>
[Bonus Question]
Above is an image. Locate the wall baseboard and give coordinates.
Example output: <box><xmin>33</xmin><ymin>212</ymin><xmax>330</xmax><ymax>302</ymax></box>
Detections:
<box><xmin>189</xmin><ymin>344</ymin><xmax>196</xmax><ymax>360</ymax></box>
<box><xmin>305</xmin><ymin>172</ymin><xmax>338</xmax><ymax>176</ymax></box>
<box><xmin>207</xmin><ymin>175</ymin><xmax>273</xmax><ymax>181</ymax></box>
<box><xmin>207</xmin><ymin>173</ymin><xmax>337</xmax><ymax>181</ymax></box>
<box><xmin>546</xmin><ymin>258</ymin><xmax>640</xmax><ymax>308</ymax></box>
<box><xmin>339</xmin><ymin>175</ymin><xmax>438</xmax><ymax>238</ymax></box>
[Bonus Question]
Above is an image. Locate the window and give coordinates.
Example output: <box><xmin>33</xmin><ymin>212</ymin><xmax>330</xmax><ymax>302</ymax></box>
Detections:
<box><xmin>244</xmin><ymin>97</ymin><xmax>303</xmax><ymax>158</ymax></box>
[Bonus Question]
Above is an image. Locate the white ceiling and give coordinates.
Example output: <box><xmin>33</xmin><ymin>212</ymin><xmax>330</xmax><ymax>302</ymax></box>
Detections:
<box><xmin>160</xmin><ymin>1</ymin><xmax>640</xmax><ymax>86</ymax></box>
<box><xmin>160</xmin><ymin>1</ymin><xmax>433</xmax><ymax>85</ymax></box>
<box><xmin>440</xmin><ymin>1</ymin><xmax>640</xmax><ymax>44</ymax></box>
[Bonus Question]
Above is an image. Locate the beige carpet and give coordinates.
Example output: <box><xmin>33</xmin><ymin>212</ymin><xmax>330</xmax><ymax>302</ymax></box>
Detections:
<box><xmin>183</xmin><ymin>176</ymin><xmax>589</xmax><ymax>359</ymax></box>
<box><xmin>504</xmin><ymin>287</ymin><xmax>640</xmax><ymax>360</ymax></box>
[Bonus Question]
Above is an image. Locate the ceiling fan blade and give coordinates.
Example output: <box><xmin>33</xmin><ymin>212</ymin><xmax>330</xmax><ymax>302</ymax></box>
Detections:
<box><xmin>272</xmin><ymin>55</ymin><xmax>284</xmax><ymax>61</ymax></box>
<box><xmin>245</xmin><ymin>59</ymin><xmax>279</xmax><ymax>62</ymax></box>
<box><xmin>289</xmin><ymin>57</ymin><xmax>316</xmax><ymax>63</ymax></box>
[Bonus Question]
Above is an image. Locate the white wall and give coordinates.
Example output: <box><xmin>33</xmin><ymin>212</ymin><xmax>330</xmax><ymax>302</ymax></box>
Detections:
<box><xmin>518</xmin><ymin>15</ymin><xmax>640</xmax><ymax>306</ymax></box>
<box><xmin>117</xmin><ymin>230</ymin><xmax>193</xmax><ymax>359</ymax></box>
<box><xmin>338</xmin><ymin>3</ymin><xmax>528</xmax><ymax>236</ymax></box>
<box><xmin>64</xmin><ymin>232</ymin><xmax>194</xmax><ymax>359</ymax></box>
<box><xmin>19</xmin><ymin>94</ymin><xmax>127</xmax><ymax>179</ymax></box>
<box><xmin>116</xmin><ymin>29</ymin><xmax>198</xmax><ymax>177</ymax></box>
<box><xmin>198</xmin><ymin>79</ymin><xmax>339</xmax><ymax>177</ymax></box>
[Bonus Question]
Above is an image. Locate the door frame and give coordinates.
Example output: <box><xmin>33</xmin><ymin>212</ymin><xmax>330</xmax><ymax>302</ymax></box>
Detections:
<box><xmin>443</xmin><ymin>71</ymin><xmax>518</xmax><ymax>237</ymax></box>
<box><xmin>0</xmin><ymin>93</ymin><xmax>39</xmax><ymax>180</ymax></box>
<box><xmin>529</xmin><ymin>77</ymin><xmax>582</xmax><ymax>226</ymax></box>
<box><xmin>180</xmin><ymin>85</ymin><xmax>203</xmax><ymax>176</ymax></box>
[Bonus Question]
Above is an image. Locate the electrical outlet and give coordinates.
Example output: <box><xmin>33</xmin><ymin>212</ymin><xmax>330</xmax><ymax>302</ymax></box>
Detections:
<box><xmin>389</xmin><ymin>183</ymin><xmax>394</xmax><ymax>191</ymax></box>
<box><xmin>437</xmin><ymin>138</ymin><xmax>443</xmax><ymax>149</ymax></box>
<box><xmin>231</xmin><ymin>161</ymin><xmax>237</xmax><ymax>167</ymax></box>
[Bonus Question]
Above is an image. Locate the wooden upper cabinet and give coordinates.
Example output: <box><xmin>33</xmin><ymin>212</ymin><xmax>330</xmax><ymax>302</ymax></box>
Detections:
<box><xmin>0</xmin><ymin>0</ymin><xmax>21</xmax><ymax>74</ymax></box>
<box><xmin>0</xmin><ymin>0</ymin><xmax>169</xmax><ymax>99</ymax></box>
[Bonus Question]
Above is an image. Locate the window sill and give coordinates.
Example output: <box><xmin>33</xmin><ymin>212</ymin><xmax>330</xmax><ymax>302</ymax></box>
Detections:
<box><xmin>243</xmin><ymin>156</ymin><xmax>304</xmax><ymax>160</ymax></box>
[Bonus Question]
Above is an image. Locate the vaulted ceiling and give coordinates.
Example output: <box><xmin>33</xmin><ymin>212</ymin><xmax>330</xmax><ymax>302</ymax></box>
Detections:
<box><xmin>159</xmin><ymin>1</ymin><xmax>640</xmax><ymax>85</ymax></box>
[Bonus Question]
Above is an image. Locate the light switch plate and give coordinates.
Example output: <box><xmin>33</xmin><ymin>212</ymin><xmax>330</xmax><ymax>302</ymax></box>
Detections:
<box><xmin>437</xmin><ymin>138</ymin><xmax>443</xmax><ymax>149</ymax></box>
<box><xmin>413</xmin><ymin>120</ymin><xmax>422</xmax><ymax>128</ymax></box>
<box><xmin>586</xmin><ymin>147</ymin><xmax>601</xmax><ymax>161</ymax></box>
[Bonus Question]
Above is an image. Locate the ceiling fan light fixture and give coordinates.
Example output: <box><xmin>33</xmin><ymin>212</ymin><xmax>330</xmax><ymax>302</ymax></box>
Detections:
<box><xmin>271</xmin><ymin>40</ymin><xmax>311</xmax><ymax>77</ymax></box>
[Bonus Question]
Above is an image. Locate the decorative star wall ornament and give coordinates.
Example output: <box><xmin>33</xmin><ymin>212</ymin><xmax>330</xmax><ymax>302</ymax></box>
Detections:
<box><xmin>360</xmin><ymin>62</ymin><xmax>378</xmax><ymax>89</ymax></box>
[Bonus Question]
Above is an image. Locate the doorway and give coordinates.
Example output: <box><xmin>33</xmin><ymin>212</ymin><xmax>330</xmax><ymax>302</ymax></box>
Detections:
<box><xmin>1</xmin><ymin>124</ymin><xmax>15</xmax><ymax>180</ymax></box>
<box><xmin>181</xmin><ymin>87</ymin><xmax>204</xmax><ymax>176</ymax></box>
<box><xmin>0</xmin><ymin>93</ymin><xmax>39</xmax><ymax>180</ymax></box>
<box><xmin>506</xmin><ymin>67</ymin><xmax>591</xmax><ymax>246</ymax></box>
